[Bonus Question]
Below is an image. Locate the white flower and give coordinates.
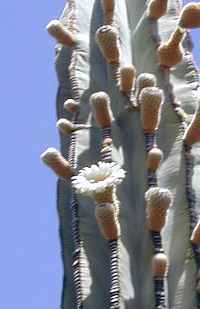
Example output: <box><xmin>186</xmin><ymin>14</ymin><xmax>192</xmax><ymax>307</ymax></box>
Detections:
<box><xmin>72</xmin><ymin>161</ymin><xmax>126</xmax><ymax>196</ymax></box>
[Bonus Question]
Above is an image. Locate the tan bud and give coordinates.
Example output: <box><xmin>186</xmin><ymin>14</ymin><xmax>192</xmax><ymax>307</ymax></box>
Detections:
<box><xmin>184</xmin><ymin>109</ymin><xmax>200</xmax><ymax>145</ymax></box>
<box><xmin>64</xmin><ymin>99</ymin><xmax>79</xmax><ymax>113</ymax></box>
<box><xmin>147</xmin><ymin>147</ymin><xmax>163</xmax><ymax>172</ymax></box>
<box><xmin>152</xmin><ymin>253</ymin><xmax>168</xmax><ymax>277</ymax></box>
<box><xmin>41</xmin><ymin>148</ymin><xmax>75</xmax><ymax>179</ymax></box>
<box><xmin>120</xmin><ymin>66</ymin><xmax>136</xmax><ymax>92</ymax></box>
<box><xmin>179</xmin><ymin>3</ymin><xmax>200</xmax><ymax>29</ymax></box>
<box><xmin>95</xmin><ymin>203</ymin><xmax>120</xmax><ymax>240</ymax></box>
<box><xmin>57</xmin><ymin>119</ymin><xmax>74</xmax><ymax>134</ymax></box>
<box><xmin>90</xmin><ymin>92</ymin><xmax>112</xmax><ymax>128</ymax></box>
<box><xmin>157</xmin><ymin>27</ymin><xmax>185</xmax><ymax>67</ymax></box>
<box><xmin>146</xmin><ymin>187</ymin><xmax>172</xmax><ymax>232</ymax></box>
<box><xmin>139</xmin><ymin>87</ymin><xmax>164</xmax><ymax>133</ymax></box>
<box><xmin>136</xmin><ymin>73</ymin><xmax>157</xmax><ymax>97</ymax></box>
<box><xmin>191</xmin><ymin>220</ymin><xmax>200</xmax><ymax>246</ymax></box>
<box><xmin>96</xmin><ymin>25</ymin><xmax>120</xmax><ymax>64</ymax></box>
<box><xmin>46</xmin><ymin>20</ymin><xmax>76</xmax><ymax>46</ymax></box>
<box><xmin>101</xmin><ymin>0</ymin><xmax>115</xmax><ymax>23</ymax></box>
<box><xmin>147</xmin><ymin>0</ymin><xmax>168</xmax><ymax>21</ymax></box>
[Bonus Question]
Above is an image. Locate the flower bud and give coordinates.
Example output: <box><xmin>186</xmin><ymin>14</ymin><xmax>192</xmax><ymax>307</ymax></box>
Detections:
<box><xmin>147</xmin><ymin>0</ymin><xmax>168</xmax><ymax>21</ymax></box>
<box><xmin>90</xmin><ymin>92</ymin><xmax>112</xmax><ymax>128</ymax></box>
<box><xmin>57</xmin><ymin>119</ymin><xmax>74</xmax><ymax>134</ymax></box>
<box><xmin>101</xmin><ymin>0</ymin><xmax>115</xmax><ymax>23</ymax></box>
<box><xmin>157</xmin><ymin>27</ymin><xmax>185</xmax><ymax>67</ymax></box>
<box><xmin>152</xmin><ymin>253</ymin><xmax>168</xmax><ymax>277</ymax></box>
<box><xmin>191</xmin><ymin>220</ymin><xmax>200</xmax><ymax>246</ymax></box>
<box><xmin>120</xmin><ymin>66</ymin><xmax>136</xmax><ymax>92</ymax></box>
<box><xmin>184</xmin><ymin>109</ymin><xmax>200</xmax><ymax>145</ymax></box>
<box><xmin>96</xmin><ymin>25</ymin><xmax>120</xmax><ymax>64</ymax></box>
<box><xmin>46</xmin><ymin>20</ymin><xmax>76</xmax><ymax>46</ymax></box>
<box><xmin>136</xmin><ymin>73</ymin><xmax>157</xmax><ymax>97</ymax></box>
<box><xmin>146</xmin><ymin>187</ymin><xmax>172</xmax><ymax>231</ymax></box>
<box><xmin>139</xmin><ymin>87</ymin><xmax>164</xmax><ymax>133</ymax></box>
<box><xmin>41</xmin><ymin>148</ymin><xmax>75</xmax><ymax>179</ymax></box>
<box><xmin>179</xmin><ymin>3</ymin><xmax>200</xmax><ymax>29</ymax></box>
<box><xmin>147</xmin><ymin>147</ymin><xmax>163</xmax><ymax>172</ymax></box>
<box><xmin>95</xmin><ymin>203</ymin><xmax>120</xmax><ymax>240</ymax></box>
<box><xmin>64</xmin><ymin>99</ymin><xmax>79</xmax><ymax>113</ymax></box>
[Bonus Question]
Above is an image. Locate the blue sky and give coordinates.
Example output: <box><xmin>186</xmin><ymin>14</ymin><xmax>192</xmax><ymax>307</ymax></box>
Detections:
<box><xmin>0</xmin><ymin>1</ymin><xmax>199</xmax><ymax>308</ymax></box>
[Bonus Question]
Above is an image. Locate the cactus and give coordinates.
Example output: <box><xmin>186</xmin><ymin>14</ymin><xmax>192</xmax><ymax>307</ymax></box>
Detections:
<box><xmin>42</xmin><ymin>0</ymin><xmax>200</xmax><ymax>308</ymax></box>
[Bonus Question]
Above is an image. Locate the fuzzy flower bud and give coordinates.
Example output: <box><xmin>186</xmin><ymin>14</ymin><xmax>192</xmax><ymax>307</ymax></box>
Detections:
<box><xmin>64</xmin><ymin>99</ymin><xmax>79</xmax><ymax>113</ymax></box>
<box><xmin>90</xmin><ymin>92</ymin><xmax>112</xmax><ymax>128</ymax></box>
<box><xmin>136</xmin><ymin>73</ymin><xmax>157</xmax><ymax>97</ymax></box>
<box><xmin>46</xmin><ymin>20</ymin><xmax>76</xmax><ymax>46</ymax></box>
<box><xmin>57</xmin><ymin>119</ymin><xmax>74</xmax><ymax>134</ymax></box>
<box><xmin>157</xmin><ymin>27</ymin><xmax>185</xmax><ymax>67</ymax></box>
<box><xmin>147</xmin><ymin>0</ymin><xmax>168</xmax><ymax>21</ymax></box>
<box><xmin>95</xmin><ymin>203</ymin><xmax>120</xmax><ymax>240</ymax></box>
<box><xmin>120</xmin><ymin>66</ymin><xmax>136</xmax><ymax>92</ymax></box>
<box><xmin>147</xmin><ymin>147</ymin><xmax>163</xmax><ymax>172</ymax></box>
<box><xmin>179</xmin><ymin>3</ymin><xmax>200</xmax><ymax>29</ymax></box>
<box><xmin>152</xmin><ymin>253</ymin><xmax>168</xmax><ymax>277</ymax></box>
<box><xmin>41</xmin><ymin>148</ymin><xmax>75</xmax><ymax>179</ymax></box>
<box><xmin>184</xmin><ymin>108</ymin><xmax>200</xmax><ymax>145</ymax></box>
<box><xmin>145</xmin><ymin>187</ymin><xmax>172</xmax><ymax>232</ymax></box>
<box><xmin>96</xmin><ymin>25</ymin><xmax>120</xmax><ymax>64</ymax></box>
<box><xmin>101</xmin><ymin>0</ymin><xmax>115</xmax><ymax>23</ymax></box>
<box><xmin>139</xmin><ymin>87</ymin><xmax>164</xmax><ymax>133</ymax></box>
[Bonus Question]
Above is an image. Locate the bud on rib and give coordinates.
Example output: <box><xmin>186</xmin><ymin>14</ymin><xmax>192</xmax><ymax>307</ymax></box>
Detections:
<box><xmin>64</xmin><ymin>99</ymin><xmax>79</xmax><ymax>113</ymax></box>
<box><xmin>152</xmin><ymin>253</ymin><xmax>168</xmax><ymax>277</ymax></box>
<box><xmin>95</xmin><ymin>203</ymin><xmax>120</xmax><ymax>240</ymax></box>
<box><xmin>191</xmin><ymin>220</ymin><xmax>200</xmax><ymax>245</ymax></box>
<box><xmin>184</xmin><ymin>109</ymin><xmax>200</xmax><ymax>145</ymax></box>
<box><xmin>120</xmin><ymin>66</ymin><xmax>136</xmax><ymax>92</ymax></box>
<box><xmin>179</xmin><ymin>3</ymin><xmax>200</xmax><ymax>29</ymax></box>
<box><xmin>147</xmin><ymin>0</ymin><xmax>168</xmax><ymax>21</ymax></box>
<box><xmin>46</xmin><ymin>20</ymin><xmax>76</xmax><ymax>46</ymax></box>
<box><xmin>90</xmin><ymin>92</ymin><xmax>112</xmax><ymax>128</ymax></box>
<box><xmin>41</xmin><ymin>148</ymin><xmax>75</xmax><ymax>179</ymax></box>
<box><xmin>157</xmin><ymin>27</ymin><xmax>185</xmax><ymax>67</ymax></box>
<box><xmin>136</xmin><ymin>73</ymin><xmax>157</xmax><ymax>97</ymax></box>
<box><xmin>145</xmin><ymin>187</ymin><xmax>172</xmax><ymax>232</ymax></box>
<box><xmin>101</xmin><ymin>0</ymin><xmax>115</xmax><ymax>23</ymax></box>
<box><xmin>147</xmin><ymin>147</ymin><xmax>163</xmax><ymax>172</ymax></box>
<box><xmin>96</xmin><ymin>25</ymin><xmax>120</xmax><ymax>64</ymax></box>
<box><xmin>139</xmin><ymin>87</ymin><xmax>164</xmax><ymax>133</ymax></box>
<box><xmin>57</xmin><ymin>119</ymin><xmax>74</xmax><ymax>134</ymax></box>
